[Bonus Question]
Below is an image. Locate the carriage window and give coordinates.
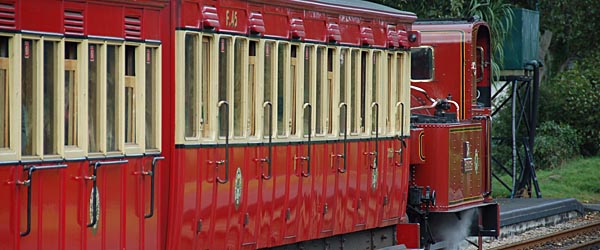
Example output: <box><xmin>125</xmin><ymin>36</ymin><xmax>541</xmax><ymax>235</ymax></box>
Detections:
<box><xmin>22</xmin><ymin>39</ymin><xmax>36</xmax><ymax>156</ymax></box>
<box><xmin>360</xmin><ymin>51</ymin><xmax>367</xmax><ymax>134</ymax></box>
<box><xmin>201</xmin><ymin>37</ymin><xmax>211</xmax><ymax>138</ymax></box>
<box><xmin>106</xmin><ymin>45</ymin><xmax>118</xmax><ymax>152</ymax></box>
<box><xmin>184</xmin><ymin>34</ymin><xmax>198</xmax><ymax>139</ymax></box>
<box><xmin>290</xmin><ymin>45</ymin><xmax>298</xmax><ymax>136</ymax></box>
<box><xmin>43</xmin><ymin>41</ymin><xmax>59</xmax><ymax>155</ymax></box>
<box><xmin>248</xmin><ymin>41</ymin><xmax>257</xmax><ymax>136</ymax></box>
<box><xmin>315</xmin><ymin>47</ymin><xmax>324</xmax><ymax>135</ymax></box>
<box><xmin>218</xmin><ymin>38</ymin><xmax>230</xmax><ymax>138</ymax></box>
<box><xmin>411</xmin><ymin>47</ymin><xmax>433</xmax><ymax>81</ymax></box>
<box><xmin>387</xmin><ymin>54</ymin><xmax>394</xmax><ymax>133</ymax></box>
<box><xmin>263</xmin><ymin>42</ymin><xmax>275</xmax><ymax>138</ymax></box>
<box><xmin>397</xmin><ymin>53</ymin><xmax>406</xmax><ymax>133</ymax></box>
<box><xmin>145</xmin><ymin>47</ymin><xmax>160</xmax><ymax>149</ymax></box>
<box><xmin>303</xmin><ymin>46</ymin><xmax>312</xmax><ymax>136</ymax></box>
<box><xmin>65</xmin><ymin>42</ymin><xmax>79</xmax><ymax>148</ymax></box>
<box><xmin>371</xmin><ymin>52</ymin><xmax>380</xmax><ymax>134</ymax></box>
<box><xmin>350</xmin><ymin>50</ymin><xmax>358</xmax><ymax>134</ymax></box>
<box><xmin>233</xmin><ymin>39</ymin><xmax>245</xmax><ymax>137</ymax></box>
<box><xmin>125</xmin><ymin>45</ymin><xmax>137</xmax><ymax>144</ymax></box>
<box><xmin>0</xmin><ymin>37</ymin><xmax>8</xmax><ymax>149</ymax></box>
<box><xmin>88</xmin><ymin>44</ymin><xmax>101</xmax><ymax>152</ymax></box>
<box><xmin>276</xmin><ymin>43</ymin><xmax>287</xmax><ymax>137</ymax></box>
<box><xmin>326</xmin><ymin>48</ymin><xmax>334</xmax><ymax>135</ymax></box>
<box><xmin>339</xmin><ymin>48</ymin><xmax>348</xmax><ymax>135</ymax></box>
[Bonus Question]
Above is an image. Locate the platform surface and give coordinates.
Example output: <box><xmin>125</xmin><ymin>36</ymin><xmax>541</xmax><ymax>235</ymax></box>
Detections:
<box><xmin>497</xmin><ymin>198</ymin><xmax>585</xmax><ymax>227</ymax></box>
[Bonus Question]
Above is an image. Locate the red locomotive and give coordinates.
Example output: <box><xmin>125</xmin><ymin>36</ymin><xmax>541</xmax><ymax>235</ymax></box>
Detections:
<box><xmin>0</xmin><ymin>0</ymin><xmax>498</xmax><ymax>249</ymax></box>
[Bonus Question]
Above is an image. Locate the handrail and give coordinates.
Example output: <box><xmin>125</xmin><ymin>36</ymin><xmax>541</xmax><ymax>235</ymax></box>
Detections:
<box><xmin>255</xmin><ymin>101</ymin><xmax>273</xmax><ymax>180</ymax></box>
<box><xmin>216</xmin><ymin>100</ymin><xmax>230</xmax><ymax>184</ymax></box>
<box><xmin>370</xmin><ymin>102</ymin><xmax>380</xmax><ymax>170</ymax></box>
<box><xmin>337</xmin><ymin>102</ymin><xmax>348</xmax><ymax>173</ymax></box>
<box><xmin>301</xmin><ymin>103</ymin><xmax>312</xmax><ymax>177</ymax></box>
<box><xmin>17</xmin><ymin>164</ymin><xmax>68</xmax><ymax>236</ymax></box>
<box><xmin>86</xmin><ymin>160</ymin><xmax>129</xmax><ymax>228</ymax></box>
<box><xmin>143</xmin><ymin>156</ymin><xmax>164</xmax><ymax>219</ymax></box>
<box><xmin>395</xmin><ymin>102</ymin><xmax>406</xmax><ymax>166</ymax></box>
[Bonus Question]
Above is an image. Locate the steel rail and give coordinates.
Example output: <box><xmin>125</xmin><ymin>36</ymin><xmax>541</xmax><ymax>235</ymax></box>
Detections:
<box><xmin>491</xmin><ymin>221</ymin><xmax>600</xmax><ymax>250</ymax></box>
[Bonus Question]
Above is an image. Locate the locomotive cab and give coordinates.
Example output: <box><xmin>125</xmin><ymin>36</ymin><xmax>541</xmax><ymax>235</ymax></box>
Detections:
<box><xmin>408</xmin><ymin>18</ymin><xmax>499</xmax><ymax>248</ymax></box>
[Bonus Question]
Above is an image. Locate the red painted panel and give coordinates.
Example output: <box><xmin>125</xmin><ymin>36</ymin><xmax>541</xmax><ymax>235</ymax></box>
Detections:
<box><xmin>20</xmin><ymin>0</ymin><xmax>62</xmax><ymax>33</ymax></box>
<box><xmin>19</xmin><ymin>165</ymin><xmax>65</xmax><ymax>249</ymax></box>
<box><xmin>144</xmin><ymin>10</ymin><xmax>161</xmax><ymax>40</ymax></box>
<box><xmin>0</xmin><ymin>166</ymin><xmax>18</xmax><ymax>249</ymax></box>
<box><xmin>263</xmin><ymin>12</ymin><xmax>289</xmax><ymax>38</ymax></box>
<box><xmin>87</xmin><ymin>4</ymin><xmax>124</xmax><ymax>38</ymax></box>
<box><xmin>397</xmin><ymin>223</ymin><xmax>420</xmax><ymax>248</ymax></box>
<box><xmin>256</xmin><ymin>144</ymin><xmax>274</xmax><ymax>248</ymax></box>
<box><xmin>339</xmin><ymin>23</ymin><xmax>360</xmax><ymax>46</ymax></box>
<box><xmin>180</xmin><ymin>1</ymin><xmax>201</xmax><ymax>29</ymax></box>
<box><xmin>303</xmin><ymin>19</ymin><xmax>326</xmax><ymax>42</ymax></box>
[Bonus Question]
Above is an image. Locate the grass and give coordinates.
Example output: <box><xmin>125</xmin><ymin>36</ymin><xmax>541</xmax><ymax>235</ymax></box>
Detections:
<box><xmin>492</xmin><ymin>156</ymin><xmax>600</xmax><ymax>203</ymax></box>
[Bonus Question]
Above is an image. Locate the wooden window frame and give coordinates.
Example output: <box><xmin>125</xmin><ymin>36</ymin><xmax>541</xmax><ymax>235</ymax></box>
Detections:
<box><xmin>0</xmin><ymin>33</ymin><xmax>17</xmax><ymax>162</ymax></box>
<box><xmin>123</xmin><ymin>42</ymin><xmax>145</xmax><ymax>155</ymax></box>
<box><xmin>104</xmin><ymin>42</ymin><xmax>125</xmax><ymax>155</ymax></box>
<box><xmin>261</xmin><ymin>40</ymin><xmax>277</xmax><ymax>141</ymax></box>
<box><xmin>231</xmin><ymin>36</ymin><xmax>248</xmax><ymax>140</ymax></box>
<box><xmin>175</xmin><ymin>31</ymin><xmax>217</xmax><ymax>144</ymax></box>
<box><xmin>63</xmin><ymin>39</ymin><xmax>87</xmax><ymax>158</ymax></box>
<box><xmin>275</xmin><ymin>41</ymin><xmax>290</xmax><ymax>139</ymax></box>
<box><xmin>145</xmin><ymin>44</ymin><xmax>162</xmax><ymax>152</ymax></box>
<box><xmin>398</xmin><ymin>51</ymin><xmax>410</xmax><ymax>136</ymax></box>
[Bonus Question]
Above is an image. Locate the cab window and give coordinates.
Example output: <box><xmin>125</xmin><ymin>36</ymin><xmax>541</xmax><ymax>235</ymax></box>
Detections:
<box><xmin>410</xmin><ymin>47</ymin><xmax>434</xmax><ymax>81</ymax></box>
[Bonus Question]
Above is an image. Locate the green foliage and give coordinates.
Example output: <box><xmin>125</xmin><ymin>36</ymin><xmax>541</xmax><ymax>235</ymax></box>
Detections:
<box><xmin>534</xmin><ymin>121</ymin><xmax>581</xmax><ymax>169</ymax></box>
<box><xmin>539</xmin><ymin>0</ymin><xmax>600</xmax><ymax>73</ymax></box>
<box><xmin>539</xmin><ymin>51</ymin><xmax>600</xmax><ymax>156</ymax></box>
<box><xmin>536</xmin><ymin>157</ymin><xmax>600</xmax><ymax>203</ymax></box>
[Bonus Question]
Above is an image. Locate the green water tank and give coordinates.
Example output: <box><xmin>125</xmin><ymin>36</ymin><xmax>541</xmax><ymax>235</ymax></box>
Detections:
<box><xmin>501</xmin><ymin>8</ymin><xmax>539</xmax><ymax>70</ymax></box>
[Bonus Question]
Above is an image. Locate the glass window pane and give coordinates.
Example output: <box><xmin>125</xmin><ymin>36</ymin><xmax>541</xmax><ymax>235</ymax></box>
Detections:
<box><xmin>233</xmin><ymin>39</ymin><xmax>244</xmax><ymax>137</ymax></box>
<box><xmin>315</xmin><ymin>48</ymin><xmax>323</xmax><ymax>135</ymax></box>
<box><xmin>350</xmin><ymin>50</ymin><xmax>357</xmax><ymax>133</ymax></box>
<box><xmin>22</xmin><ymin>40</ymin><xmax>35</xmax><ymax>155</ymax></box>
<box><xmin>106</xmin><ymin>45</ymin><xmax>118</xmax><ymax>152</ymax></box>
<box><xmin>397</xmin><ymin>54</ymin><xmax>404</xmax><ymax>132</ymax></box>
<box><xmin>184</xmin><ymin>34</ymin><xmax>198</xmax><ymax>138</ymax></box>
<box><xmin>410</xmin><ymin>47</ymin><xmax>433</xmax><ymax>80</ymax></box>
<box><xmin>371</xmin><ymin>52</ymin><xmax>379</xmax><ymax>134</ymax></box>
<box><xmin>339</xmin><ymin>49</ymin><xmax>347</xmax><ymax>135</ymax></box>
<box><xmin>387</xmin><ymin>54</ymin><xmax>394</xmax><ymax>133</ymax></box>
<box><xmin>0</xmin><ymin>37</ymin><xmax>8</xmax><ymax>148</ymax></box>
<box><xmin>263</xmin><ymin>42</ymin><xmax>274</xmax><ymax>138</ymax></box>
<box><xmin>218</xmin><ymin>38</ymin><xmax>230</xmax><ymax>138</ymax></box>
<box><xmin>88</xmin><ymin>44</ymin><xmax>100</xmax><ymax>152</ymax></box>
<box><xmin>276</xmin><ymin>43</ymin><xmax>286</xmax><ymax>137</ymax></box>
<box><xmin>360</xmin><ymin>51</ymin><xmax>367</xmax><ymax>133</ymax></box>
<box><xmin>65</xmin><ymin>42</ymin><xmax>78</xmax><ymax>146</ymax></box>
<box><xmin>43</xmin><ymin>41</ymin><xmax>57</xmax><ymax>155</ymax></box>
<box><xmin>125</xmin><ymin>46</ymin><xmax>136</xmax><ymax>144</ymax></box>
<box><xmin>248</xmin><ymin>41</ymin><xmax>257</xmax><ymax>137</ymax></box>
<box><xmin>303</xmin><ymin>46</ymin><xmax>311</xmax><ymax>136</ymax></box>
<box><xmin>290</xmin><ymin>45</ymin><xmax>297</xmax><ymax>136</ymax></box>
<box><xmin>201</xmin><ymin>37</ymin><xmax>210</xmax><ymax>138</ymax></box>
<box><xmin>145</xmin><ymin>47</ymin><xmax>157</xmax><ymax>149</ymax></box>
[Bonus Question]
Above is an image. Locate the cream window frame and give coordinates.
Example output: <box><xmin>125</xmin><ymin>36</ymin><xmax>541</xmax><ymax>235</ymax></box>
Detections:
<box><xmin>274</xmin><ymin>41</ymin><xmax>290</xmax><ymax>139</ymax></box>
<box><xmin>0</xmin><ymin>33</ymin><xmax>19</xmax><ymax>162</ymax></box>
<box><xmin>123</xmin><ymin>42</ymin><xmax>145</xmax><ymax>155</ymax></box>
<box><xmin>348</xmin><ymin>48</ymin><xmax>363</xmax><ymax>136</ymax></box>
<box><xmin>325</xmin><ymin>47</ymin><xmax>338</xmax><ymax>137</ymax></box>
<box><xmin>231</xmin><ymin>36</ymin><xmax>248</xmax><ymax>141</ymax></box>
<box><xmin>367</xmin><ymin>50</ymin><xmax>384</xmax><ymax>136</ymax></box>
<box><xmin>104</xmin><ymin>42</ymin><xmax>125</xmax><ymax>155</ymax></box>
<box><xmin>63</xmin><ymin>39</ymin><xmax>87</xmax><ymax>158</ymax></box>
<box><xmin>261</xmin><ymin>40</ymin><xmax>277</xmax><ymax>141</ymax></box>
<box><xmin>144</xmin><ymin>44</ymin><xmax>162</xmax><ymax>152</ymax></box>
<box><xmin>86</xmin><ymin>41</ymin><xmax>107</xmax><ymax>156</ymax></box>
<box><xmin>247</xmin><ymin>39</ymin><xmax>260</xmax><ymax>141</ymax></box>
<box><xmin>20</xmin><ymin>36</ymin><xmax>63</xmax><ymax>160</ymax></box>
<box><xmin>385</xmin><ymin>52</ymin><xmax>396</xmax><ymax>136</ymax></box>
<box><xmin>297</xmin><ymin>44</ymin><xmax>314</xmax><ymax>139</ymax></box>
<box><xmin>289</xmin><ymin>43</ymin><xmax>301</xmax><ymax>138</ymax></box>
<box><xmin>398</xmin><ymin>51</ymin><xmax>411</xmax><ymax>137</ymax></box>
<box><xmin>313</xmin><ymin>46</ymin><xmax>328</xmax><ymax>137</ymax></box>
<box><xmin>175</xmin><ymin>31</ymin><xmax>217</xmax><ymax>144</ymax></box>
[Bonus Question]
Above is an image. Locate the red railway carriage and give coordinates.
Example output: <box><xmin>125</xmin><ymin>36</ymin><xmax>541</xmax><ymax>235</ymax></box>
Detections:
<box><xmin>169</xmin><ymin>0</ymin><xmax>419</xmax><ymax>249</ymax></box>
<box><xmin>408</xmin><ymin>18</ymin><xmax>499</xmax><ymax>247</ymax></box>
<box><xmin>0</xmin><ymin>0</ymin><xmax>168</xmax><ymax>249</ymax></box>
<box><xmin>0</xmin><ymin>0</ymin><xmax>500</xmax><ymax>249</ymax></box>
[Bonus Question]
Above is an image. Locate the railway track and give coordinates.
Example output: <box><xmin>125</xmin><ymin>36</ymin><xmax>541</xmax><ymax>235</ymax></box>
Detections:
<box><xmin>490</xmin><ymin>221</ymin><xmax>600</xmax><ymax>250</ymax></box>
